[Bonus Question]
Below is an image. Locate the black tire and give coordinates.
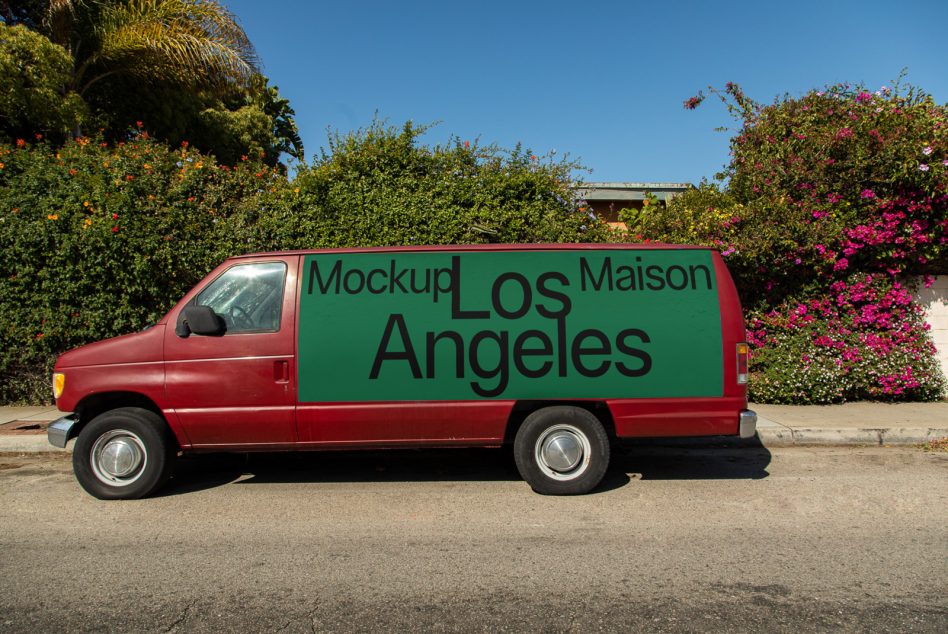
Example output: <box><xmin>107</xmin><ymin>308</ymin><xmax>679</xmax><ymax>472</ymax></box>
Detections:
<box><xmin>72</xmin><ymin>407</ymin><xmax>174</xmax><ymax>500</ymax></box>
<box><xmin>513</xmin><ymin>406</ymin><xmax>610</xmax><ymax>495</ymax></box>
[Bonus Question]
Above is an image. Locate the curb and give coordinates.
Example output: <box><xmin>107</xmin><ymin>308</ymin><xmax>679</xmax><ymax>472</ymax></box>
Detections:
<box><xmin>757</xmin><ymin>427</ymin><xmax>948</xmax><ymax>447</ymax></box>
<box><xmin>3</xmin><ymin>429</ymin><xmax>945</xmax><ymax>455</ymax></box>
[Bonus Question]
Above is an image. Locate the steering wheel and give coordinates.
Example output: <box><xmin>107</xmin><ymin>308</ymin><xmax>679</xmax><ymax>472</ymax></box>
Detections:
<box><xmin>228</xmin><ymin>305</ymin><xmax>253</xmax><ymax>330</ymax></box>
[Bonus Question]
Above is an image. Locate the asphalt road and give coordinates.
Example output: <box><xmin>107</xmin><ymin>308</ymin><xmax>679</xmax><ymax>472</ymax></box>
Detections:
<box><xmin>1</xmin><ymin>445</ymin><xmax>946</xmax><ymax>633</ymax></box>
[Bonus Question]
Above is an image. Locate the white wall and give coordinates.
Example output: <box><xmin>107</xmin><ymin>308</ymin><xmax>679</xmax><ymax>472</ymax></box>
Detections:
<box><xmin>915</xmin><ymin>275</ymin><xmax>948</xmax><ymax>386</ymax></box>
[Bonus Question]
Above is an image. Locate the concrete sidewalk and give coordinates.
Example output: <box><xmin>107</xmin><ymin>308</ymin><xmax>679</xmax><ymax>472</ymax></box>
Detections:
<box><xmin>0</xmin><ymin>402</ymin><xmax>946</xmax><ymax>453</ymax></box>
<box><xmin>753</xmin><ymin>402</ymin><xmax>948</xmax><ymax>447</ymax></box>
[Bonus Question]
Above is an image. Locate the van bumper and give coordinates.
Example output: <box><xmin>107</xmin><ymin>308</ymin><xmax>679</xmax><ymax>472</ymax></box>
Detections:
<box><xmin>47</xmin><ymin>415</ymin><xmax>78</xmax><ymax>449</ymax></box>
<box><xmin>739</xmin><ymin>410</ymin><xmax>758</xmax><ymax>439</ymax></box>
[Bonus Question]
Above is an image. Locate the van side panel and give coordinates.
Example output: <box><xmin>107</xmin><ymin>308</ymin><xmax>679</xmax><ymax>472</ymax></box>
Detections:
<box><xmin>608</xmin><ymin>396</ymin><xmax>748</xmax><ymax>437</ymax></box>
<box><xmin>296</xmin><ymin>400</ymin><xmax>512</xmax><ymax>445</ymax></box>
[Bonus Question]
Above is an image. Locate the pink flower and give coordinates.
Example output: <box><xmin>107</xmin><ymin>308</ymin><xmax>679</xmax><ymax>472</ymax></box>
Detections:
<box><xmin>919</xmin><ymin>163</ymin><xmax>929</xmax><ymax>171</ymax></box>
<box><xmin>922</xmin><ymin>146</ymin><xmax>932</xmax><ymax>156</ymax></box>
<box><xmin>834</xmin><ymin>258</ymin><xmax>849</xmax><ymax>271</ymax></box>
<box><xmin>861</xmin><ymin>189</ymin><xmax>875</xmax><ymax>199</ymax></box>
<box><xmin>856</xmin><ymin>92</ymin><xmax>873</xmax><ymax>104</ymax></box>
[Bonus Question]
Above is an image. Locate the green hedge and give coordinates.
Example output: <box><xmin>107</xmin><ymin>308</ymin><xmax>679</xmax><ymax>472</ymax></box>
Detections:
<box><xmin>0</xmin><ymin>123</ymin><xmax>609</xmax><ymax>403</ymax></box>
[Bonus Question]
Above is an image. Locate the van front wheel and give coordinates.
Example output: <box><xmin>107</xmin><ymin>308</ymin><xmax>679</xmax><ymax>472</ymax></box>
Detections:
<box><xmin>73</xmin><ymin>408</ymin><xmax>173</xmax><ymax>500</ymax></box>
<box><xmin>514</xmin><ymin>406</ymin><xmax>610</xmax><ymax>495</ymax></box>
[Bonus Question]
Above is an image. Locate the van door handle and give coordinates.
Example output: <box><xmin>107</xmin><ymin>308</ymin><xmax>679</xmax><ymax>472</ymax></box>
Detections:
<box><xmin>274</xmin><ymin>360</ymin><xmax>289</xmax><ymax>383</ymax></box>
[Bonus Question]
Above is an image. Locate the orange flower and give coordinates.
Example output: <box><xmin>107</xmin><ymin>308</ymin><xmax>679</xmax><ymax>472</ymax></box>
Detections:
<box><xmin>69</xmin><ymin>169</ymin><xmax>77</xmax><ymax>176</ymax></box>
<box><xmin>47</xmin><ymin>214</ymin><xmax>59</xmax><ymax>220</ymax></box>
<box><xmin>125</xmin><ymin>174</ymin><xmax>134</xmax><ymax>181</ymax></box>
<box><xmin>15</xmin><ymin>139</ymin><xmax>25</xmax><ymax>147</ymax></box>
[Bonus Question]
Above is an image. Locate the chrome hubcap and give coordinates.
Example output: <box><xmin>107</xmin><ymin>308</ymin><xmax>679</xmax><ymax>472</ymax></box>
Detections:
<box><xmin>90</xmin><ymin>430</ymin><xmax>147</xmax><ymax>487</ymax></box>
<box><xmin>534</xmin><ymin>424</ymin><xmax>591</xmax><ymax>481</ymax></box>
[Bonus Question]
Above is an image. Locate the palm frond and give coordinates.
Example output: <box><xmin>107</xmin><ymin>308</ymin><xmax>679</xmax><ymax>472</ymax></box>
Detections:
<box><xmin>87</xmin><ymin>0</ymin><xmax>259</xmax><ymax>90</ymax></box>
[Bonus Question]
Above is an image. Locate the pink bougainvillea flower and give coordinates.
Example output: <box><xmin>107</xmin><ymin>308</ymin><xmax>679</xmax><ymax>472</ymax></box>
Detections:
<box><xmin>855</xmin><ymin>92</ymin><xmax>873</xmax><ymax>103</ymax></box>
<box><xmin>922</xmin><ymin>146</ymin><xmax>932</xmax><ymax>155</ymax></box>
<box><xmin>919</xmin><ymin>163</ymin><xmax>929</xmax><ymax>172</ymax></box>
<box><xmin>834</xmin><ymin>258</ymin><xmax>849</xmax><ymax>271</ymax></box>
<box><xmin>860</xmin><ymin>189</ymin><xmax>875</xmax><ymax>199</ymax></box>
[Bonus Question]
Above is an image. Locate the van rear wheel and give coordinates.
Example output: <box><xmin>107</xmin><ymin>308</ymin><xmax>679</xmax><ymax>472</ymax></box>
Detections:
<box><xmin>73</xmin><ymin>407</ymin><xmax>174</xmax><ymax>500</ymax></box>
<box><xmin>514</xmin><ymin>406</ymin><xmax>610</xmax><ymax>495</ymax></box>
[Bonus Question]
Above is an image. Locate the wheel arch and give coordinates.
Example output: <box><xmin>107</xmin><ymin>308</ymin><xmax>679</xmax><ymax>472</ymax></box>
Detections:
<box><xmin>504</xmin><ymin>400</ymin><xmax>616</xmax><ymax>445</ymax></box>
<box><xmin>71</xmin><ymin>392</ymin><xmax>182</xmax><ymax>450</ymax></box>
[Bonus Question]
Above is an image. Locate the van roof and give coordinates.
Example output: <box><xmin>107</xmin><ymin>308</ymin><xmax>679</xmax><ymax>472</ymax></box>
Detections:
<box><xmin>231</xmin><ymin>243</ymin><xmax>715</xmax><ymax>260</ymax></box>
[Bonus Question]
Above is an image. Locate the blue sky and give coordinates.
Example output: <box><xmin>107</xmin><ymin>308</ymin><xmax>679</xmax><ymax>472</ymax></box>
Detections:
<box><xmin>226</xmin><ymin>0</ymin><xmax>948</xmax><ymax>184</ymax></box>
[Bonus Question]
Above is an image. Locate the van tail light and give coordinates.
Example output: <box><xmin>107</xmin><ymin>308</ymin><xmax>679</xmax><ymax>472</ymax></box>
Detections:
<box><xmin>736</xmin><ymin>343</ymin><xmax>749</xmax><ymax>384</ymax></box>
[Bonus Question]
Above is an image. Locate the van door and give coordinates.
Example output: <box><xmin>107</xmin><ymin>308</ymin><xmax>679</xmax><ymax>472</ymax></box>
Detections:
<box><xmin>164</xmin><ymin>256</ymin><xmax>298</xmax><ymax>446</ymax></box>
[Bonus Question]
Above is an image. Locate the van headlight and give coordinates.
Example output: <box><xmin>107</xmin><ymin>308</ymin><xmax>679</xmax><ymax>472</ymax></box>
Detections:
<box><xmin>53</xmin><ymin>372</ymin><xmax>65</xmax><ymax>399</ymax></box>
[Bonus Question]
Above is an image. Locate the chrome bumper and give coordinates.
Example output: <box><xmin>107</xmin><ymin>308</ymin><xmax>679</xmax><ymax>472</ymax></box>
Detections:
<box><xmin>47</xmin><ymin>415</ymin><xmax>78</xmax><ymax>449</ymax></box>
<box><xmin>739</xmin><ymin>409</ymin><xmax>758</xmax><ymax>439</ymax></box>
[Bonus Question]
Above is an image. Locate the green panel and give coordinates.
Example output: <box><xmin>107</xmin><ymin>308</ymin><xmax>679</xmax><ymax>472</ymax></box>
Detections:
<box><xmin>298</xmin><ymin>250</ymin><xmax>723</xmax><ymax>402</ymax></box>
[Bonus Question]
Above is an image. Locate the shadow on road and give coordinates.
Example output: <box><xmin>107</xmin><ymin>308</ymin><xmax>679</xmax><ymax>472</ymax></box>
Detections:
<box><xmin>158</xmin><ymin>441</ymin><xmax>771</xmax><ymax>497</ymax></box>
<box><xmin>616</xmin><ymin>441</ymin><xmax>772</xmax><ymax>480</ymax></box>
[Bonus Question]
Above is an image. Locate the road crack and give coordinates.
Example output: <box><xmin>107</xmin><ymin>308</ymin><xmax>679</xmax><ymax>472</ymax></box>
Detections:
<box><xmin>164</xmin><ymin>600</ymin><xmax>196</xmax><ymax>633</ymax></box>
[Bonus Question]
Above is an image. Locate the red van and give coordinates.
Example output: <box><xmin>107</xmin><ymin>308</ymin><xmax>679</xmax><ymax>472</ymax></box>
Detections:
<box><xmin>48</xmin><ymin>244</ymin><xmax>756</xmax><ymax>498</ymax></box>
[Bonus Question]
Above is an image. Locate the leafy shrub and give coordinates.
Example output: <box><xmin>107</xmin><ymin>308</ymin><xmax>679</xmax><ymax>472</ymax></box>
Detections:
<box><xmin>226</xmin><ymin>121</ymin><xmax>610</xmax><ymax>251</ymax></box>
<box><xmin>0</xmin><ymin>133</ymin><xmax>271</xmax><ymax>402</ymax></box>
<box><xmin>0</xmin><ymin>123</ymin><xmax>607</xmax><ymax>403</ymax></box>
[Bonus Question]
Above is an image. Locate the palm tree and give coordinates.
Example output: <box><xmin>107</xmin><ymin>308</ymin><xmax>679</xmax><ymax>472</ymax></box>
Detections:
<box><xmin>41</xmin><ymin>0</ymin><xmax>259</xmax><ymax>98</ymax></box>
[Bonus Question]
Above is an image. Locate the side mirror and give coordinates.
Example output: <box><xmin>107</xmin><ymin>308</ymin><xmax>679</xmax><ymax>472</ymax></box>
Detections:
<box><xmin>177</xmin><ymin>305</ymin><xmax>226</xmax><ymax>337</ymax></box>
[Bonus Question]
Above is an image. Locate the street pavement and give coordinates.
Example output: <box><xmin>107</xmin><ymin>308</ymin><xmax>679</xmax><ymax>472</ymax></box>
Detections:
<box><xmin>0</xmin><ymin>446</ymin><xmax>945</xmax><ymax>632</ymax></box>
<box><xmin>1</xmin><ymin>402</ymin><xmax>946</xmax><ymax>453</ymax></box>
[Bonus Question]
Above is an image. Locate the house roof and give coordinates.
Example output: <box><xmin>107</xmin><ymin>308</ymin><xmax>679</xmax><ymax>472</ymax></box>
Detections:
<box><xmin>576</xmin><ymin>182</ymin><xmax>692</xmax><ymax>201</ymax></box>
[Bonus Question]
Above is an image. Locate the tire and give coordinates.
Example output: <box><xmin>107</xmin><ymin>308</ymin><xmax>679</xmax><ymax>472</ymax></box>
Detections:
<box><xmin>72</xmin><ymin>407</ymin><xmax>174</xmax><ymax>500</ymax></box>
<box><xmin>513</xmin><ymin>406</ymin><xmax>610</xmax><ymax>495</ymax></box>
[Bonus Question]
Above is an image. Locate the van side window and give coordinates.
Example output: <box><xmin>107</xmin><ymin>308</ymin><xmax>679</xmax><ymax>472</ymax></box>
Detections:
<box><xmin>196</xmin><ymin>262</ymin><xmax>287</xmax><ymax>333</ymax></box>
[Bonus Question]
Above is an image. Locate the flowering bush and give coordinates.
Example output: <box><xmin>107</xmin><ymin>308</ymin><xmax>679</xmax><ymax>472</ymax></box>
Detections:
<box><xmin>747</xmin><ymin>274</ymin><xmax>944</xmax><ymax>403</ymax></box>
<box><xmin>638</xmin><ymin>79</ymin><xmax>947</xmax><ymax>403</ymax></box>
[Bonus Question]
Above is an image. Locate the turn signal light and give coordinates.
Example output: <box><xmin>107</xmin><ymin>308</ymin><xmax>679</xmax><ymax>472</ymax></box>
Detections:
<box><xmin>53</xmin><ymin>372</ymin><xmax>65</xmax><ymax>399</ymax></box>
<box><xmin>736</xmin><ymin>343</ymin><xmax>749</xmax><ymax>384</ymax></box>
